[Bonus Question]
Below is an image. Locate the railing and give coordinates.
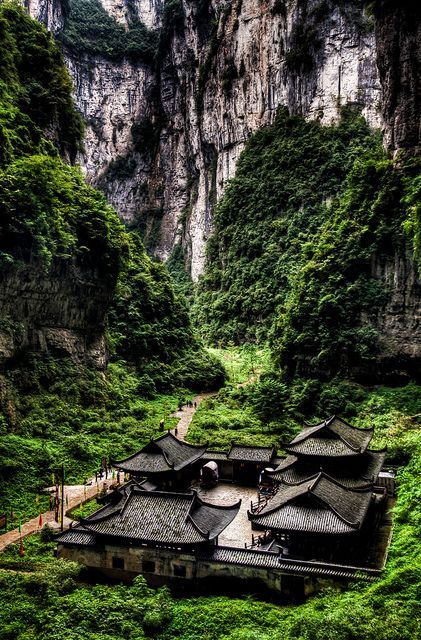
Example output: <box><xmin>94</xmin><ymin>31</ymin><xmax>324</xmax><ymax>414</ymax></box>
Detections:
<box><xmin>244</xmin><ymin>531</ymin><xmax>273</xmax><ymax>549</ymax></box>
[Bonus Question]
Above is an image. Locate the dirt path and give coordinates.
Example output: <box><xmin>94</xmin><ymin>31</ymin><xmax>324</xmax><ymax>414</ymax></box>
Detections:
<box><xmin>170</xmin><ymin>392</ymin><xmax>216</xmax><ymax>441</ymax></box>
<box><xmin>170</xmin><ymin>368</ymin><xmax>260</xmax><ymax>442</ymax></box>
<box><xmin>0</xmin><ymin>476</ymin><xmax>110</xmax><ymax>552</ymax></box>
<box><xmin>1</xmin><ymin>371</ymin><xmax>259</xmax><ymax>553</ymax></box>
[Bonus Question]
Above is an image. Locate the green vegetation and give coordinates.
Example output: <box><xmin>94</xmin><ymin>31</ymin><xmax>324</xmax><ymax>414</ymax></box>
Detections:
<box><xmin>61</xmin><ymin>0</ymin><xmax>187</xmax><ymax>63</ymax></box>
<box><xmin>0</xmin><ymin>5</ymin><xmax>420</xmax><ymax>640</ymax></box>
<box><xmin>0</xmin><ymin>154</ymin><xmax>125</xmax><ymax>270</ymax></box>
<box><xmin>188</xmin><ymin>347</ymin><xmax>421</xmax><ymax>457</ymax></box>
<box><xmin>0</xmin><ymin>1</ymin><xmax>83</xmax><ymax>162</ymax></box>
<box><xmin>0</xmin><ymin>2</ymin><xmax>123</xmax><ymax>272</ymax></box>
<box><xmin>109</xmin><ymin>232</ymin><xmax>225</xmax><ymax>393</ymax></box>
<box><xmin>0</xmin><ymin>383</ymin><xmax>420</xmax><ymax>640</ymax></box>
<box><xmin>69</xmin><ymin>498</ymin><xmax>102</xmax><ymax>521</ymax></box>
<box><xmin>61</xmin><ymin>0</ymin><xmax>159</xmax><ymax>62</ymax></box>
<box><xmin>0</xmin><ymin>358</ymin><xmax>182</xmax><ymax>525</ymax></box>
<box><xmin>195</xmin><ymin>107</ymin><xmax>420</xmax><ymax>379</ymax></box>
<box><xmin>0</xmin><ymin>3</ymin><xmax>224</xmax><ymax>528</ymax></box>
<box><xmin>0</xmin><ymin>530</ymin><xmax>56</xmax><ymax>571</ymax></box>
<box><xmin>166</xmin><ymin>244</ymin><xmax>194</xmax><ymax>301</ymax></box>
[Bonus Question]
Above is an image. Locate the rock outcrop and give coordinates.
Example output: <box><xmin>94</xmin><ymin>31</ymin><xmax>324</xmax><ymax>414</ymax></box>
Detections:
<box><xmin>30</xmin><ymin>0</ymin><xmax>385</xmax><ymax>279</ymax></box>
<box><xmin>0</xmin><ymin>259</ymin><xmax>114</xmax><ymax>371</ymax></box>
<box><xmin>371</xmin><ymin>245</ymin><xmax>421</xmax><ymax>383</ymax></box>
<box><xmin>374</xmin><ymin>0</ymin><xmax>421</xmax><ymax>157</ymax></box>
<box><xmin>25</xmin><ymin>0</ymin><xmax>64</xmax><ymax>32</ymax></box>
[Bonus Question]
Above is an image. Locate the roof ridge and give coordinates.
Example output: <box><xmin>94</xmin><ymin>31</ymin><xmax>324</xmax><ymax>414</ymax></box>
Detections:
<box><xmin>186</xmin><ymin>491</ymin><xmax>209</xmax><ymax>539</ymax></box>
<box><xmin>335</xmin><ymin>415</ymin><xmax>375</xmax><ymax>433</ymax></box>
<box><xmin>130</xmin><ymin>488</ymin><xmax>194</xmax><ymax>499</ymax></box>
<box><xmin>230</xmin><ymin>443</ymin><xmax>275</xmax><ymax>450</ymax></box>
<box><xmin>81</xmin><ymin>502</ymin><xmax>123</xmax><ymax>526</ymax></box>
<box><xmin>308</xmin><ymin>473</ymin><xmax>372</xmax><ymax>528</ymax></box>
<box><xmin>159</xmin><ymin>447</ymin><xmax>175</xmax><ymax>469</ymax></box>
<box><xmin>335</xmin><ymin>433</ymin><xmax>363</xmax><ymax>453</ymax></box>
<box><xmin>248</xmin><ymin>480</ymin><xmax>308</xmax><ymax>519</ymax></box>
<box><xmin>156</xmin><ymin>431</ymin><xmax>209</xmax><ymax>450</ymax></box>
<box><xmin>199</xmin><ymin>497</ymin><xmax>243</xmax><ymax>511</ymax></box>
<box><xmin>267</xmin><ymin>455</ymin><xmax>298</xmax><ymax>474</ymax></box>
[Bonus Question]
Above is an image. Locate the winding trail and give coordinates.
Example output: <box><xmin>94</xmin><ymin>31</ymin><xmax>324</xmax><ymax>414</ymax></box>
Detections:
<box><xmin>0</xmin><ymin>372</ymin><xmax>259</xmax><ymax>553</ymax></box>
<box><xmin>170</xmin><ymin>392</ymin><xmax>216</xmax><ymax>441</ymax></box>
<box><xmin>0</xmin><ymin>476</ymin><xmax>110</xmax><ymax>552</ymax></box>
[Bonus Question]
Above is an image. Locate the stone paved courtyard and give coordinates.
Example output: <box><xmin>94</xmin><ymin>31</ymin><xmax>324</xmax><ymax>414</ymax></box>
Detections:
<box><xmin>196</xmin><ymin>482</ymin><xmax>260</xmax><ymax>548</ymax></box>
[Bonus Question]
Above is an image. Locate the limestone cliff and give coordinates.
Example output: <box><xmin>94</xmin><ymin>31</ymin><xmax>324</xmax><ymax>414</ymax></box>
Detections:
<box><xmin>0</xmin><ymin>259</ymin><xmax>112</xmax><ymax>371</ymax></box>
<box><xmin>25</xmin><ymin>0</ymin><xmax>64</xmax><ymax>32</ymax></box>
<box><xmin>26</xmin><ymin>0</ymin><xmax>421</xmax><ymax>380</ymax></box>
<box><xmin>374</xmin><ymin>0</ymin><xmax>421</xmax><ymax>157</ymax></box>
<box><xmin>29</xmin><ymin>0</ymin><xmax>385</xmax><ymax>279</ymax></box>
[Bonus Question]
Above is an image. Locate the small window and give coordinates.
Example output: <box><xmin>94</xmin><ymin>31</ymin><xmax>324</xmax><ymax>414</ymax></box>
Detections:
<box><xmin>173</xmin><ymin>564</ymin><xmax>186</xmax><ymax>577</ymax></box>
<box><xmin>142</xmin><ymin>560</ymin><xmax>155</xmax><ymax>573</ymax></box>
<box><xmin>112</xmin><ymin>556</ymin><xmax>125</xmax><ymax>569</ymax></box>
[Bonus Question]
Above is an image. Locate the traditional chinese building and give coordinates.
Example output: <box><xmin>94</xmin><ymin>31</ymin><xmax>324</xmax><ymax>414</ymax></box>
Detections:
<box><xmin>55</xmin><ymin>417</ymin><xmax>392</xmax><ymax>598</ymax></box>
<box><xmin>202</xmin><ymin>444</ymin><xmax>277</xmax><ymax>484</ymax></box>
<box><xmin>266</xmin><ymin>415</ymin><xmax>386</xmax><ymax>489</ymax></box>
<box><xmin>111</xmin><ymin>432</ymin><xmax>207</xmax><ymax>490</ymax></box>
<box><xmin>248</xmin><ymin>472</ymin><xmax>379</xmax><ymax>563</ymax></box>
<box><xmin>56</xmin><ymin>486</ymin><xmax>241</xmax><ymax>579</ymax></box>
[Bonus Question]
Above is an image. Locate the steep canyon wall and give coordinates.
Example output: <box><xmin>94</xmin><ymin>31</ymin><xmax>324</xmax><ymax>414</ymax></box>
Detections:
<box><xmin>26</xmin><ymin>0</ymin><xmax>421</xmax><ymax>379</ymax></box>
<box><xmin>28</xmin><ymin>0</ymin><xmax>385</xmax><ymax>279</ymax></box>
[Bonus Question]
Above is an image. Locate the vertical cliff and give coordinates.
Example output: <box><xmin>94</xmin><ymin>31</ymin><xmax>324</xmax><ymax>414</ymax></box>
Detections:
<box><xmin>374</xmin><ymin>0</ymin><xmax>421</xmax><ymax>157</ymax></box>
<box><xmin>0</xmin><ymin>3</ymin><xmax>123</xmax><ymax>371</ymax></box>
<box><xmin>29</xmin><ymin>0</ymin><xmax>386</xmax><ymax>279</ymax></box>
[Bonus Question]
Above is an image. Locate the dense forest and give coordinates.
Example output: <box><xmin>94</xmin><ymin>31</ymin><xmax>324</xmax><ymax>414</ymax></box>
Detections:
<box><xmin>0</xmin><ymin>1</ymin><xmax>222</xmax><ymax>524</ymax></box>
<box><xmin>0</xmin><ymin>1</ymin><xmax>420</xmax><ymax>640</ymax></box>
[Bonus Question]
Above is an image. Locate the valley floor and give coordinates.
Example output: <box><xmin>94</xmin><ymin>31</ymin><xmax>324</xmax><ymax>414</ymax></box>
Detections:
<box><xmin>0</xmin><ymin>348</ymin><xmax>420</xmax><ymax>640</ymax></box>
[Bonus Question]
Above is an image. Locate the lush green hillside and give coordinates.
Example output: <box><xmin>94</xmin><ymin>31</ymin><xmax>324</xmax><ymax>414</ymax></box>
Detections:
<box><xmin>0</xmin><ymin>5</ymin><xmax>420</xmax><ymax>640</ymax></box>
<box><xmin>194</xmin><ymin>108</ymin><xmax>420</xmax><ymax>380</ymax></box>
<box><xmin>0</xmin><ymin>2</ymin><xmax>223</xmax><ymax>525</ymax></box>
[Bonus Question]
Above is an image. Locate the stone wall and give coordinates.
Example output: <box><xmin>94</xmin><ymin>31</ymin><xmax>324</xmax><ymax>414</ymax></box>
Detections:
<box><xmin>57</xmin><ymin>542</ymin><xmax>356</xmax><ymax>598</ymax></box>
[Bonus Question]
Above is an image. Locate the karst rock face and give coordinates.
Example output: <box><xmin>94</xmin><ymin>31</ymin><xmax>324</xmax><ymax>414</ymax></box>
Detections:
<box><xmin>27</xmin><ymin>0</ymin><xmax>421</xmax><ymax>380</ymax></box>
<box><xmin>28</xmin><ymin>0</ymin><xmax>387</xmax><ymax>278</ymax></box>
<box><xmin>0</xmin><ymin>260</ymin><xmax>114</xmax><ymax>371</ymax></box>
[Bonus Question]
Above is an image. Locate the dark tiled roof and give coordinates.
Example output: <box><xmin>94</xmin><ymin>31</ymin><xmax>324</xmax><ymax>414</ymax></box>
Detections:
<box><xmin>249</xmin><ymin>473</ymin><xmax>373</xmax><ymax>534</ymax></box>
<box><xmin>202</xmin><ymin>451</ymin><xmax>229</xmax><ymax>461</ymax></box>
<box><xmin>199</xmin><ymin>546</ymin><xmax>380</xmax><ymax>579</ymax></box>
<box><xmin>228</xmin><ymin>444</ymin><xmax>276</xmax><ymax>463</ymax></box>
<box><xmin>55</xmin><ymin>526</ymin><xmax>96</xmax><ymax>546</ymax></box>
<box><xmin>112</xmin><ymin>433</ymin><xmax>207</xmax><ymax>474</ymax></box>
<box><xmin>268</xmin><ymin>450</ymin><xmax>386</xmax><ymax>488</ymax></box>
<box><xmin>80</xmin><ymin>488</ymin><xmax>240</xmax><ymax>546</ymax></box>
<box><xmin>286</xmin><ymin>416</ymin><xmax>373</xmax><ymax>458</ymax></box>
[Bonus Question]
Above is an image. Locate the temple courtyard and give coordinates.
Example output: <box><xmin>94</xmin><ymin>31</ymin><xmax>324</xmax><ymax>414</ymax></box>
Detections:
<box><xmin>194</xmin><ymin>482</ymin><xmax>261</xmax><ymax>548</ymax></box>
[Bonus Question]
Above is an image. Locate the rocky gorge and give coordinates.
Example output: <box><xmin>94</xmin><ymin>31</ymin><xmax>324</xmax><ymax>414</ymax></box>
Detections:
<box><xmin>8</xmin><ymin>0</ymin><xmax>421</xmax><ymax>381</ymax></box>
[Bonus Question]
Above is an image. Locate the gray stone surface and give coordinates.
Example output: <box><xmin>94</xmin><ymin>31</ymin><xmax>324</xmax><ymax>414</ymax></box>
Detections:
<box><xmin>197</xmin><ymin>482</ymin><xmax>258</xmax><ymax>548</ymax></box>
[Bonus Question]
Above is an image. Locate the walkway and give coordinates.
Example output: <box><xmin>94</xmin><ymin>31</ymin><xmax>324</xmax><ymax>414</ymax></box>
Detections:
<box><xmin>170</xmin><ymin>392</ymin><xmax>216</xmax><ymax>441</ymax></box>
<box><xmin>0</xmin><ymin>476</ymin><xmax>110</xmax><ymax>552</ymax></box>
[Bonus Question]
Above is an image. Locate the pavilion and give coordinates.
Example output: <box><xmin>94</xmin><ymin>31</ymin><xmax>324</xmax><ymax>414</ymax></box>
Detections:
<box><xmin>267</xmin><ymin>415</ymin><xmax>386</xmax><ymax>488</ymax></box>
<box><xmin>248</xmin><ymin>472</ymin><xmax>377</xmax><ymax>562</ymax></box>
<box><xmin>111</xmin><ymin>432</ymin><xmax>207</xmax><ymax>490</ymax></box>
